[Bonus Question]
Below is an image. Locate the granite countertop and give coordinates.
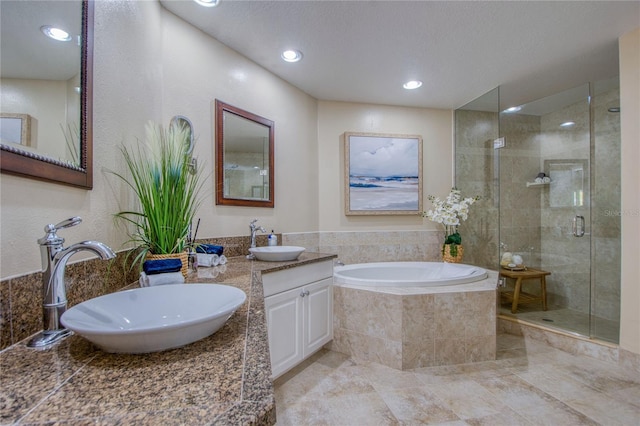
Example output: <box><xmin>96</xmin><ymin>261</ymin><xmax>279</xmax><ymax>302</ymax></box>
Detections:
<box><xmin>0</xmin><ymin>252</ymin><xmax>336</xmax><ymax>425</ymax></box>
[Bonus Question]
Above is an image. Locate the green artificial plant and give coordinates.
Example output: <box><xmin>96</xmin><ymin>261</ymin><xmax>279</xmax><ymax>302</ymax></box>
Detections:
<box><xmin>112</xmin><ymin>121</ymin><xmax>204</xmax><ymax>267</ymax></box>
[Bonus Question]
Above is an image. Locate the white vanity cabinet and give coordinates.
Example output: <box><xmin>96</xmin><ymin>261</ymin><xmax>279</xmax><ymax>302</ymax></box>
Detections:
<box><xmin>262</xmin><ymin>260</ymin><xmax>333</xmax><ymax>379</ymax></box>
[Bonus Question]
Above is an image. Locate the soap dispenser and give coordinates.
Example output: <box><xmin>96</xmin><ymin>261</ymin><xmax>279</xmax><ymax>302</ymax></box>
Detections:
<box><xmin>268</xmin><ymin>230</ymin><xmax>277</xmax><ymax>246</ymax></box>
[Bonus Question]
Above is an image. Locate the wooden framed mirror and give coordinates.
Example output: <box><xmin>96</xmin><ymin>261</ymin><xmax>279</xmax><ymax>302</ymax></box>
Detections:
<box><xmin>0</xmin><ymin>0</ymin><xmax>94</xmax><ymax>189</ymax></box>
<box><xmin>215</xmin><ymin>100</ymin><xmax>274</xmax><ymax>207</ymax></box>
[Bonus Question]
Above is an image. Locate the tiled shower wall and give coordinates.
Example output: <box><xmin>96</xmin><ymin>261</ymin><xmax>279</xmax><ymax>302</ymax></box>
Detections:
<box><xmin>539</xmin><ymin>97</ymin><xmax>592</xmax><ymax>312</ymax></box>
<box><xmin>455</xmin><ymin>85</ymin><xmax>621</xmax><ymax>325</ymax></box>
<box><xmin>454</xmin><ymin>109</ymin><xmax>500</xmax><ymax>270</ymax></box>
<box><xmin>591</xmin><ymin>87</ymin><xmax>622</xmax><ymax>323</ymax></box>
<box><xmin>498</xmin><ymin>113</ymin><xmax>544</xmax><ymax>268</ymax></box>
<box><xmin>539</xmin><ymin>87</ymin><xmax>621</xmax><ymax>322</ymax></box>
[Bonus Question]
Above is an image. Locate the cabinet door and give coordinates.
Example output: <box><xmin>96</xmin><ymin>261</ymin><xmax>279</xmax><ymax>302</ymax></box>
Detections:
<box><xmin>265</xmin><ymin>287</ymin><xmax>303</xmax><ymax>378</ymax></box>
<box><xmin>304</xmin><ymin>277</ymin><xmax>333</xmax><ymax>355</ymax></box>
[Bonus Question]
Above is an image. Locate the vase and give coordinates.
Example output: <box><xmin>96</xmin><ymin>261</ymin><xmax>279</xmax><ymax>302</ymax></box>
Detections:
<box><xmin>442</xmin><ymin>243</ymin><xmax>464</xmax><ymax>263</ymax></box>
<box><xmin>146</xmin><ymin>251</ymin><xmax>189</xmax><ymax>278</ymax></box>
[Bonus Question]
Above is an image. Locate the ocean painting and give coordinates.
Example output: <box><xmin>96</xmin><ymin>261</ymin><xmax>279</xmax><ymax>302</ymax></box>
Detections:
<box><xmin>345</xmin><ymin>133</ymin><xmax>422</xmax><ymax>215</ymax></box>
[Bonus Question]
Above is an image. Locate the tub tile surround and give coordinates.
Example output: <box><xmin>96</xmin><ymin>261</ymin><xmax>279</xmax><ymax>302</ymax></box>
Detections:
<box><xmin>285</xmin><ymin>229</ymin><xmax>444</xmax><ymax>265</ymax></box>
<box><xmin>0</xmin><ymin>252</ymin><xmax>335</xmax><ymax>425</ymax></box>
<box><xmin>330</xmin><ymin>272</ymin><xmax>498</xmax><ymax>370</ymax></box>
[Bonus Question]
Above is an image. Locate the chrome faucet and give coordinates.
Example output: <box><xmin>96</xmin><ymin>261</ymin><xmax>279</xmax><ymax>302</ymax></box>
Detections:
<box><xmin>27</xmin><ymin>217</ymin><xmax>115</xmax><ymax>348</ymax></box>
<box><xmin>247</xmin><ymin>219</ymin><xmax>266</xmax><ymax>258</ymax></box>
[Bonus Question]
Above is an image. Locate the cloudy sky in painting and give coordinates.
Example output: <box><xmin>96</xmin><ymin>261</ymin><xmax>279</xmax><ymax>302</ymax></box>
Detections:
<box><xmin>349</xmin><ymin>135</ymin><xmax>419</xmax><ymax>177</ymax></box>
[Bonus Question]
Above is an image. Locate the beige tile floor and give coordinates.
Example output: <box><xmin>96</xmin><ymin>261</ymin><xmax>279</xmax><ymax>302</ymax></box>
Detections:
<box><xmin>274</xmin><ymin>334</ymin><xmax>640</xmax><ymax>425</ymax></box>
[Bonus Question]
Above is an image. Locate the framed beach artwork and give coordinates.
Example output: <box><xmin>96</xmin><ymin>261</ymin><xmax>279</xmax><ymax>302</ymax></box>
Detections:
<box><xmin>344</xmin><ymin>132</ymin><xmax>423</xmax><ymax>215</ymax></box>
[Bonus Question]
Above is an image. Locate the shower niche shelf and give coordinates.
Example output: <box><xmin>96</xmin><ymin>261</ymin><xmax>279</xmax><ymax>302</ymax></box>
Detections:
<box><xmin>526</xmin><ymin>181</ymin><xmax>551</xmax><ymax>188</ymax></box>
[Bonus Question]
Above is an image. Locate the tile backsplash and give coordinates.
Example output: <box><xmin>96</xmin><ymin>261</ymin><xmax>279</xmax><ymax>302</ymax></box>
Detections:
<box><xmin>0</xmin><ymin>234</ymin><xmax>273</xmax><ymax>351</ymax></box>
<box><xmin>0</xmin><ymin>252</ymin><xmax>138</xmax><ymax>350</ymax></box>
<box><xmin>284</xmin><ymin>229</ymin><xmax>444</xmax><ymax>265</ymax></box>
<box><xmin>1</xmin><ymin>230</ymin><xmax>447</xmax><ymax>351</ymax></box>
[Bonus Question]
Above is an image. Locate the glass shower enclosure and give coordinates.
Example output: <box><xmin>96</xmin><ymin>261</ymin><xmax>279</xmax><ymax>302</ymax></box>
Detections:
<box><xmin>455</xmin><ymin>78</ymin><xmax>621</xmax><ymax>343</ymax></box>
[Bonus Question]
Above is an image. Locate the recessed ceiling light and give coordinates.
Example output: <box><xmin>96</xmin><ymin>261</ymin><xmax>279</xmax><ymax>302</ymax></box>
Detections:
<box><xmin>194</xmin><ymin>0</ymin><xmax>220</xmax><ymax>6</ymax></box>
<box><xmin>560</xmin><ymin>121</ymin><xmax>575</xmax><ymax>128</ymax></box>
<box><xmin>403</xmin><ymin>80</ymin><xmax>423</xmax><ymax>90</ymax></box>
<box><xmin>40</xmin><ymin>25</ymin><xmax>71</xmax><ymax>42</ymax></box>
<box><xmin>503</xmin><ymin>106</ymin><xmax>522</xmax><ymax>113</ymax></box>
<box><xmin>281</xmin><ymin>49</ymin><xmax>303</xmax><ymax>63</ymax></box>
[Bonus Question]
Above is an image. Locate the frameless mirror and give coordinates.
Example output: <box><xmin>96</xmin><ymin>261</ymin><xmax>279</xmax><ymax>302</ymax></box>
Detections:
<box><xmin>0</xmin><ymin>0</ymin><xmax>93</xmax><ymax>188</ymax></box>
<box><xmin>215</xmin><ymin>100</ymin><xmax>274</xmax><ymax>207</ymax></box>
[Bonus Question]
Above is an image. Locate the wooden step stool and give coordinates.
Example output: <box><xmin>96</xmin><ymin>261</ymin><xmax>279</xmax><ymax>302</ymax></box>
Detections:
<box><xmin>499</xmin><ymin>268</ymin><xmax>551</xmax><ymax>313</ymax></box>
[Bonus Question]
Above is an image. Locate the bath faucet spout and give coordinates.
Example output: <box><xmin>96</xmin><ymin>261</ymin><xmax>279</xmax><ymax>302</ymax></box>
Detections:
<box><xmin>44</xmin><ymin>241</ymin><xmax>115</xmax><ymax>328</ymax></box>
<box><xmin>28</xmin><ymin>217</ymin><xmax>115</xmax><ymax>349</ymax></box>
<box><xmin>247</xmin><ymin>219</ymin><xmax>267</xmax><ymax>258</ymax></box>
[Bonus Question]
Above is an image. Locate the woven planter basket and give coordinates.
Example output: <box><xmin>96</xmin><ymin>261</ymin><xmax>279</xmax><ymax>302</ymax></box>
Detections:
<box><xmin>442</xmin><ymin>244</ymin><xmax>464</xmax><ymax>263</ymax></box>
<box><xmin>146</xmin><ymin>251</ymin><xmax>188</xmax><ymax>278</ymax></box>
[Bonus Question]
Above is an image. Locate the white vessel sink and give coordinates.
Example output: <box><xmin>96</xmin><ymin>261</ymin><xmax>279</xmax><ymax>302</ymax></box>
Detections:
<box><xmin>249</xmin><ymin>246</ymin><xmax>305</xmax><ymax>261</ymax></box>
<box><xmin>60</xmin><ymin>284</ymin><xmax>246</xmax><ymax>354</ymax></box>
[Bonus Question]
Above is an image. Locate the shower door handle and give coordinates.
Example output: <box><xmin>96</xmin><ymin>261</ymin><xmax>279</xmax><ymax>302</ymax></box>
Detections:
<box><xmin>572</xmin><ymin>215</ymin><xmax>585</xmax><ymax>237</ymax></box>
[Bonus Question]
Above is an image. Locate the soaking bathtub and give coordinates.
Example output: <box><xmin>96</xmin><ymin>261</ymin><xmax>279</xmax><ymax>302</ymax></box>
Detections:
<box><xmin>333</xmin><ymin>261</ymin><xmax>488</xmax><ymax>287</ymax></box>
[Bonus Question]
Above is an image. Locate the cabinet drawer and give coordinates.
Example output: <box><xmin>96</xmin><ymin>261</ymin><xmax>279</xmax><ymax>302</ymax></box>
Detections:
<box><xmin>262</xmin><ymin>260</ymin><xmax>333</xmax><ymax>297</ymax></box>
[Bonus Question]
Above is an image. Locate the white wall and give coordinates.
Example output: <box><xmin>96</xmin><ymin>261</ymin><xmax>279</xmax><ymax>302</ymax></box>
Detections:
<box><xmin>0</xmin><ymin>1</ymin><xmax>320</xmax><ymax>279</ymax></box>
<box><xmin>317</xmin><ymin>101</ymin><xmax>453</xmax><ymax>231</ymax></box>
<box><xmin>619</xmin><ymin>27</ymin><xmax>640</xmax><ymax>356</ymax></box>
<box><xmin>159</xmin><ymin>10</ymin><xmax>319</xmax><ymax>239</ymax></box>
<box><xmin>0</xmin><ymin>0</ymin><xmax>164</xmax><ymax>279</ymax></box>
<box><xmin>1</xmin><ymin>3</ymin><xmax>635</xmax><ymax>362</ymax></box>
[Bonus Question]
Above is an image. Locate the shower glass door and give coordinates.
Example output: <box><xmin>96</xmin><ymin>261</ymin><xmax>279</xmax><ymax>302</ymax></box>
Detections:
<box><xmin>498</xmin><ymin>84</ymin><xmax>593</xmax><ymax>337</ymax></box>
<box><xmin>589</xmin><ymin>77</ymin><xmax>621</xmax><ymax>343</ymax></box>
<box><xmin>455</xmin><ymin>79</ymin><xmax>621</xmax><ymax>343</ymax></box>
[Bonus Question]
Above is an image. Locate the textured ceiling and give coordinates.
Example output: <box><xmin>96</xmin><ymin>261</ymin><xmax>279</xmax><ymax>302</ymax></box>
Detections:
<box><xmin>161</xmin><ymin>0</ymin><xmax>639</xmax><ymax>110</ymax></box>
